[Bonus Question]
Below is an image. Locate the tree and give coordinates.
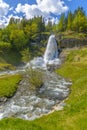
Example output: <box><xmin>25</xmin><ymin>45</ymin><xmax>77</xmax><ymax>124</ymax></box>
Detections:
<box><xmin>10</xmin><ymin>30</ymin><xmax>28</xmax><ymax>51</ymax></box>
<box><xmin>72</xmin><ymin>7</ymin><xmax>87</xmax><ymax>32</ymax></box>
<box><xmin>45</xmin><ymin>18</ymin><xmax>53</xmax><ymax>32</ymax></box>
<box><xmin>21</xmin><ymin>48</ymin><xmax>31</xmax><ymax>62</ymax></box>
<box><xmin>67</xmin><ymin>11</ymin><xmax>73</xmax><ymax>31</ymax></box>
<box><xmin>74</xmin><ymin>7</ymin><xmax>85</xmax><ymax>18</ymax></box>
<box><xmin>32</xmin><ymin>16</ymin><xmax>45</xmax><ymax>33</ymax></box>
<box><xmin>0</xmin><ymin>41</ymin><xmax>11</xmax><ymax>52</ymax></box>
<box><xmin>0</xmin><ymin>28</ymin><xmax>10</xmax><ymax>42</ymax></box>
<box><xmin>57</xmin><ymin>13</ymin><xmax>66</xmax><ymax>32</ymax></box>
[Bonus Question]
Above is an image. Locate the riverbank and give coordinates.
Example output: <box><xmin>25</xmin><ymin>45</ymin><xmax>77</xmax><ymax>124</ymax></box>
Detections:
<box><xmin>0</xmin><ymin>74</ymin><xmax>22</xmax><ymax>104</ymax></box>
<box><xmin>0</xmin><ymin>47</ymin><xmax>87</xmax><ymax>129</ymax></box>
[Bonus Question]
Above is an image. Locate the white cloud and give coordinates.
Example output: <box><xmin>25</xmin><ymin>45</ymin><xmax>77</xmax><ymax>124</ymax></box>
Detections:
<box><xmin>9</xmin><ymin>7</ymin><xmax>14</xmax><ymax>11</ymax></box>
<box><xmin>0</xmin><ymin>0</ymin><xmax>21</xmax><ymax>27</ymax></box>
<box><xmin>0</xmin><ymin>0</ymin><xmax>69</xmax><ymax>27</ymax></box>
<box><xmin>15</xmin><ymin>0</ymin><xmax>68</xmax><ymax>23</ymax></box>
<box><xmin>0</xmin><ymin>0</ymin><xmax>9</xmax><ymax>16</ymax></box>
<box><xmin>15</xmin><ymin>3</ymin><xmax>48</xmax><ymax>19</ymax></box>
<box><xmin>15</xmin><ymin>3</ymin><xmax>22</xmax><ymax>13</ymax></box>
<box><xmin>0</xmin><ymin>0</ymin><xmax>10</xmax><ymax>27</ymax></box>
<box><xmin>36</xmin><ymin>0</ymin><xmax>68</xmax><ymax>14</ymax></box>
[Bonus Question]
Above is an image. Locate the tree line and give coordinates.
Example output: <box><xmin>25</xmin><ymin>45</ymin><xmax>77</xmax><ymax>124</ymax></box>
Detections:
<box><xmin>57</xmin><ymin>7</ymin><xmax>87</xmax><ymax>33</ymax></box>
<box><xmin>0</xmin><ymin>16</ymin><xmax>46</xmax><ymax>51</ymax></box>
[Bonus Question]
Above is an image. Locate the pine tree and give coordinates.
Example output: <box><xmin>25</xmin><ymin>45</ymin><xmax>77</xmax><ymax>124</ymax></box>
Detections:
<box><xmin>67</xmin><ymin>11</ymin><xmax>73</xmax><ymax>31</ymax></box>
<box><xmin>57</xmin><ymin>13</ymin><xmax>66</xmax><ymax>32</ymax></box>
<box><xmin>72</xmin><ymin>7</ymin><xmax>87</xmax><ymax>32</ymax></box>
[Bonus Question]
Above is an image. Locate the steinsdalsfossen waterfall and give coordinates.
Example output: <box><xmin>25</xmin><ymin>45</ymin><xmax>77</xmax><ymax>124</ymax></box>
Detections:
<box><xmin>29</xmin><ymin>34</ymin><xmax>60</xmax><ymax>68</ymax></box>
<box><xmin>44</xmin><ymin>35</ymin><xmax>58</xmax><ymax>63</ymax></box>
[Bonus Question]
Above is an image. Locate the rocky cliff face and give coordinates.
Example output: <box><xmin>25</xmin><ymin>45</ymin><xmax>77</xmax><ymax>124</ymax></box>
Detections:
<box><xmin>60</xmin><ymin>38</ymin><xmax>87</xmax><ymax>48</ymax></box>
<box><xmin>56</xmin><ymin>34</ymin><xmax>87</xmax><ymax>48</ymax></box>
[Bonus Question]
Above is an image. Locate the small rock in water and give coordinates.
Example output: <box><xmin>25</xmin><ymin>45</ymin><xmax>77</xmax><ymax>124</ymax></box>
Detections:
<box><xmin>0</xmin><ymin>97</ymin><xmax>7</xmax><ymax>104</ymax></box>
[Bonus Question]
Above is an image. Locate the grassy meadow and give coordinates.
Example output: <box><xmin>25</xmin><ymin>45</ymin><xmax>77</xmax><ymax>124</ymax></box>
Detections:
<box><xmin>0</xmin><ymin>74</ymin><xmax>22</xmax><ymax>98</ymax></box>
<box><xmin>0</xmin><ymin>47</ymin><xmax>87</xmax><ymax>130</ymax></box>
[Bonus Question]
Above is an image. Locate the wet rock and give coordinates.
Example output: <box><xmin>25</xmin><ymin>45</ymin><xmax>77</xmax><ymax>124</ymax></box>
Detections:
<box><xmin>0</xmin><ymin>97</ymin><xmax>7</xmax><ymax>104</ymax></box>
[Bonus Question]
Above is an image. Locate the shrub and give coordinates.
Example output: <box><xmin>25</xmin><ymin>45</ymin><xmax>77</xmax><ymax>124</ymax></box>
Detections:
<box><xmin>28</xmin><ymin>67</ymin><xmax>43</xmax><ymax>90</ymax></box>
<box><xmin>21</xmin><ymin>48</ymin><xmax>31</xmax><ymax>63</ymax></box>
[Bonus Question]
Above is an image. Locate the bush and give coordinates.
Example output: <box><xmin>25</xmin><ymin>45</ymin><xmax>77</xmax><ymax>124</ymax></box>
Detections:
<box><xmin>28</xmin><ymin>67</ymin><xmax>43</xmax><ymax>90</ymax></box>
<box><xmin>0</xmin><ymin>41</ymin><xmax>11</xmax><ymax>52</ymax></box>
<box><xmin>21</xmin><ymin>48</ymin><xmax>31</xmax><ymax>63</ymax></box>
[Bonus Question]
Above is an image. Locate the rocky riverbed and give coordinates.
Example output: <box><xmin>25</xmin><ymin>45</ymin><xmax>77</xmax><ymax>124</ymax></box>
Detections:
<box><xmin>0</xmin><ymin>67</ymin><xmax>72</xmax><ymax>120</ymax></box>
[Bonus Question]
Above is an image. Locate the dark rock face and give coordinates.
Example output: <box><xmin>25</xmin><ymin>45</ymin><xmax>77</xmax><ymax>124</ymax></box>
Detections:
<box><xmin>60</xmin><ymin>38</ymin><xmax>87</xmax><ymax>48</ymax></box>
<box><xmin>56</xmin><ymin>34</ymin><xmax>87</xmax><ymax>48</ymax></box>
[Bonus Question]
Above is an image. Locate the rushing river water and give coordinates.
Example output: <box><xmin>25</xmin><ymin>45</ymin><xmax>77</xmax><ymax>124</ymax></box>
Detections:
<box><xmin>0</xmin><ymin>68</ymin><xmax>71</xmax><ymax>120</ymax></box>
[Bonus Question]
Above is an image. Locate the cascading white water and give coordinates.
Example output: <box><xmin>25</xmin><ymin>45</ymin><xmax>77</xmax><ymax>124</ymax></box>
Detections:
<box><xmin>44</xmin><ymin>35</ymin><xmax>58</xmax><ymax>63</ymax></box>
<box><xmin>28</xmin><ymin>34</ymin><xmax>60</xmax><ymax>68</ymax></box>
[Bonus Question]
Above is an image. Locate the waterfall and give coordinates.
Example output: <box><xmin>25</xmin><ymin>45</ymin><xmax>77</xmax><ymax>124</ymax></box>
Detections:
<box><xmin>26</xmin><ymin>34</ymin><xmax>60</xmax><ymax>69</ymax></box>
<box><xmin>44</xmin><ymin>35</ymin><xmax>58</xmax><ymax>63</ymax></box>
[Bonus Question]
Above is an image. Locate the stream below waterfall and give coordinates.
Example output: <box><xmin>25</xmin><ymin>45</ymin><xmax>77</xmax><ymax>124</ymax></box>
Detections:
<box><xmin>0</xmin><ymin>35</ymin><xmax>72</xmax><ymax>120</ymax></box>
<box><xmin>0</xmin><ymin>67</ymin><xmax>71</xmax><ymax>120</ymax></box>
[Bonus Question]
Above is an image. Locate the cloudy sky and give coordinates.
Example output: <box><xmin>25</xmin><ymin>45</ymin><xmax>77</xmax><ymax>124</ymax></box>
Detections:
<box><xmin>0</xmin><ymin>0</ymin><xmax>87</xmax><ymax>26</ymax></box>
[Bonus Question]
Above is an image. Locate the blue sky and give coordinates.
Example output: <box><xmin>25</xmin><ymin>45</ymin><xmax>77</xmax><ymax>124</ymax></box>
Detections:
<box><xmin>0</xmin><ymin>0</ymin><xmax>87</xmax><ymax>27</ymax></box>
<box><xmin>65</xmin><ymin>0</ymin><xmax>87</xmax><ymax>13</ymax></box>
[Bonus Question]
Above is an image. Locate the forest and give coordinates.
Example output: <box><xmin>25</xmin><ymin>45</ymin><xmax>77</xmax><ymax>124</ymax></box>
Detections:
<box><xmin>57</xmin><ymin>7</ymin><xmax>87</xmax><ymax>32</ymax></box>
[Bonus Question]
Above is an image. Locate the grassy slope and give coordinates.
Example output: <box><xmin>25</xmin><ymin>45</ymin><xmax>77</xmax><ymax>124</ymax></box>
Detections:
<box><xmin>0</xmin><ymin>47</ymin><xmax>87</xmax><ymax>130</ymax></box>
<box><xmin>0</xmin><ymin>50</ymin><xmax>21</xmax><ymax>70</ymax></box>
<box><xmin>60</xmin><ymin>31</ymin><xmax>87</xmax><ymax>39</ymax></box>
<box><xmin>0</xmin><ymin>74</ymin><xmax>22</xmax><ymax>97</ymax></box>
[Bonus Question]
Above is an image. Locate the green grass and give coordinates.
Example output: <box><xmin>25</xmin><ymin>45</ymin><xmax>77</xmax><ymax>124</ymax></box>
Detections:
<box><xmin>0</xmin><ymin>47</ymin><xmax>87</xmax><ymax>130</ymax></box>
<box><xmin>60</xmin><ymin>31</ymin><xmax>87</xmax><ymax>39</ymax></box>
<box><xmin>0</xmin><ymin>74</ymin><xmax>22</xmax><ymax>97</ymax></box>
<box><xmin>0</xmin><ymin>63</ymin><xmax>16</xmax><ymax>71</ymax></box>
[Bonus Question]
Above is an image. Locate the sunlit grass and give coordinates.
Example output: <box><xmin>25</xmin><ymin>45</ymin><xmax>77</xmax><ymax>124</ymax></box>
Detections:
<box><xmin>0</xmin><ymin>74</ymin><xmax>22</xmax><ymax>97</ymax></box>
